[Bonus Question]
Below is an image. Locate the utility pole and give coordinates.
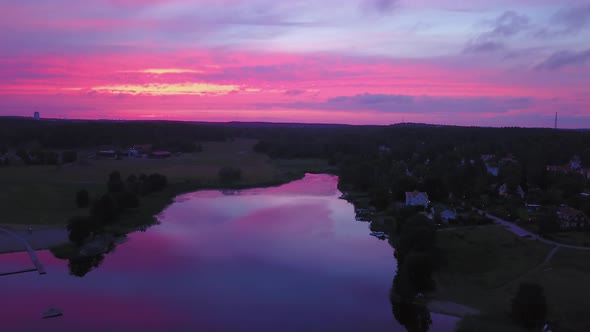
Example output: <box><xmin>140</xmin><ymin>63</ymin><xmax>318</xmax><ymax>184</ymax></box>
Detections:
<box><xmin>554</xmin><ymin>112</ymin><xmax>558</xmax><ymax>129</ymax></box>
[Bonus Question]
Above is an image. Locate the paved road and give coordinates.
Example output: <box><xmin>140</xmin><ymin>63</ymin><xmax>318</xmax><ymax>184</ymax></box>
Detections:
<box><xmin>479</xmin><ymin>210</ymin><xmax>590</xmax><ymax>251</ymax></box>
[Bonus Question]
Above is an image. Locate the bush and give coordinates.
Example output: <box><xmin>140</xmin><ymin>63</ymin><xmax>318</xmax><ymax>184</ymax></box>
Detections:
<box><xmin>219</xmin><ymin>166</ymin><xmax>242</xmax><ymax>183</ymax></box>
<box><xmin>75</xmin><ymin>189</ymin><xmax>90</xmax><ymax>208</ymax></box>
<box><xmin>67</xmin><ymin>216</ymin><xmax>97</xmax><ymax>245</ymax></box>
<box><xmin>115</xmin><ymin>191</ymin><xmax>140</xmax><ymax>209</ymax></box>
<box><xmin>511</xmin><ymin>282</ymin><xmax>547</xmax><ymax>328</ymax></box>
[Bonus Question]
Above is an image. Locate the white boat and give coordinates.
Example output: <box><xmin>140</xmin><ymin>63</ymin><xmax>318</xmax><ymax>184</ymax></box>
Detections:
<box><xmin>370</xmin><ymin>231</ymin><xmax>386</xmax><ymax>237</ymax></box>
<box><xmin>42</xmin><ymin>308</ymin><xmax>63</xmax><ymax>319</ymax></box>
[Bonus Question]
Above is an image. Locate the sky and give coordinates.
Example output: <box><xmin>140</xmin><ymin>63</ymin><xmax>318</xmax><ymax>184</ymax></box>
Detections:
<box><xmin>0</xmin><ymin>0</ymin><xmax>589</xmax><ymax>127</ymax></box>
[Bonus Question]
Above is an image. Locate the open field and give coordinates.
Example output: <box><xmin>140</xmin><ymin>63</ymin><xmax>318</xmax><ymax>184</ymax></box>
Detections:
<box><xmin>0</xmin><ymin>139</ymin><xmax>329</xmax><ymax>226</ymax></box>
<box><xmin>436</xmin><ymin>225</ymin><xmax>590</xmax><ymax>331</ymax></box>
<box><xmin>517</xmin><ymin>220</ymin><xmax>590</xmax><ymax>247</ymax></box>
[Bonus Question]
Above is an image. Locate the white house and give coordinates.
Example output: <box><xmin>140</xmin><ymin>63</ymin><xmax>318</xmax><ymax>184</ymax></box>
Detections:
<box><xmin>405</xmin><ymin>191</ymin><xmax>429</xmax><ymax>207</ymax></box>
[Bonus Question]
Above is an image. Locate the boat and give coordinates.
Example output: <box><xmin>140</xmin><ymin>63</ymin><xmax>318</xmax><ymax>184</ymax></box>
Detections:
<box><xmin>370</xmin><ymin>231</ymin><xmax>386</xmax><ymax>238</ymax></box>
<box><xmin>42</xmin><ymin>308</ymin><xmax>63</xmax><ymax>319</ymax></box>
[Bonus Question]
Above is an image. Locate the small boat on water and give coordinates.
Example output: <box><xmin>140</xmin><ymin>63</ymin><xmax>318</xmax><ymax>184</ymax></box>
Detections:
<box><xmin>42</xmin><ymin>308</ymin><xmax>63</xmax><ymax>319</ymax></box>
<box><xmin>370</xmin><ymin>231</ymin><xmax>387</xmax><ymax>238</ymax></box>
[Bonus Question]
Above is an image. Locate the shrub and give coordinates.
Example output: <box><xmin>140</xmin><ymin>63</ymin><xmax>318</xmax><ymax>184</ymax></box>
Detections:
<box><xmin>67</xmin><ymin>216</ymin><xmax>97</xmax><ymax>245</ymax></box>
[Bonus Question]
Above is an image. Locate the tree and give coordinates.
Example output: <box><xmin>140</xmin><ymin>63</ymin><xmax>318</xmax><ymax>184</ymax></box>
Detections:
<box><xmin>67</xmin><ymin>216</ymin><xmax>96</xmax><ymax>245</ymax></box>
<box><xmin>107</xmin><ymin>171</ymin><xmax>125</xmax><ymax>193</ymax></box>
<box><xmin>91</xmin><ymin>194</ymin><xmax>118</xmax><ymax>223</ymax></box>
<box><xmin>75</xmin><ymin>189</ymin><xmax>90</xmax><ymax>208</ymax></box>
<box><xmin>511</xmin><ymin>282</ymin><xmax>547</xmax><ymax>328</ymax></box>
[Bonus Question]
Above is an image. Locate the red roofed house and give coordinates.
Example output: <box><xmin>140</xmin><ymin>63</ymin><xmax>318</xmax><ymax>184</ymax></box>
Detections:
<box><xmin>405</xmin><ymin>191</ymin><xmax>429</xmax><ymax>207</ymax></box>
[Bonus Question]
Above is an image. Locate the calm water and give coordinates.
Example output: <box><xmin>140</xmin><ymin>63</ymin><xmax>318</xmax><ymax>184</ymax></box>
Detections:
<box><xmin>1</xmin><ymin>174</ymin><xmax>457</xmax><ymax>331</ymax></box>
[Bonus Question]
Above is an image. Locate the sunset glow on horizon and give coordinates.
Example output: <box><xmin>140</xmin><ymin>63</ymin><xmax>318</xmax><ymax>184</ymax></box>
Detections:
<box><xmin>1</xmin><ymin>0</ymin><xmax>589</xmax><ymax>127</ymax></box>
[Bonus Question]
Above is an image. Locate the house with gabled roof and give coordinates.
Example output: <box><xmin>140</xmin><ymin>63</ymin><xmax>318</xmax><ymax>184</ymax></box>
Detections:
<box><xmin>557</xmin><ymin>206</ymin><xmax>590</xmax><ymax>230</ymax></box>
<box><xmin>405</xmin><ymin>191</ymin><xmax>429</xmax><ymax>207</ymax></box>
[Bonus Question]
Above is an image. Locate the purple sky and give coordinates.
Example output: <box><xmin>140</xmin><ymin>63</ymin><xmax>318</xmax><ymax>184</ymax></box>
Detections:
<box><xmin>0</xmin><ymin>0</ymin><xmax>589</xmax><ymax>127</ymax></box>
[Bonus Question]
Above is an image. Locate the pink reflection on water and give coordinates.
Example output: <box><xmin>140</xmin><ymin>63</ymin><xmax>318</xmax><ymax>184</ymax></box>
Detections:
<box><xmin>0</xmin><ymin>174</ymin><xmax>458</xmax><ymax>331</ymax></box>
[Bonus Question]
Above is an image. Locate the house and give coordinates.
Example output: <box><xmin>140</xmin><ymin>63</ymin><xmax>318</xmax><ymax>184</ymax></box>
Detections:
<box><xmin>378</xmin><ymin>145</ymin><xmax>391</xmax><ymax>154</ymax></box>
<box><xmin>432</xmin><ymin>205</ymin><xmax>457</xmax><ymax>223</ymax></box>
<box><xmin>97</xmin><ymin>150</ymin><xmax>116</xmax><ymax>158</ymax></box>
<box><xmin>498</xmin><ymin>183</ymin><xmax>525</xmax><ymax>199</ymax></box>
<box><xmin>486</xmin><ymin>164</ymin><xmax>499</xmax><ymax>176</ymax></box>
<box><xmin>133</xmin><ymin>144</ymin><xmax>153</xmax><ymax>154</ymax></box>
<box><xmin>481</xmin><ymin>154</ymin><xmax>496</xmax><ymax>162</ymax></box>
<box><xmin>405</xmin><ymin>191</ymin><xmax>429</xmax><ymax>207</ymax></box>
<box><xmin>557</xmin><ymin>206</ymin><xmax>590</xmax><ymax>230</ymax></box>
<box><xmin>570</xmin><ymin>155</ymin><xmax>582</xmax><ymax>171</ymax></box>
<box><xmin>149</xmin><ymin>151</ymin><xmax>172</xmax><ymax>159</ymax></box>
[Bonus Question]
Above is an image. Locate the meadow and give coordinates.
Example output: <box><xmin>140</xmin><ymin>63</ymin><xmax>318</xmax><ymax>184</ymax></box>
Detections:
<box><xmin>437</xmin><ymin>225</ymin><xmax>590</xmax><ymax>331</ymax></box>
<box><xmin>0</xmin><ymin>139</ymin><xmax>328</xmax><ymax>226</ymax></box>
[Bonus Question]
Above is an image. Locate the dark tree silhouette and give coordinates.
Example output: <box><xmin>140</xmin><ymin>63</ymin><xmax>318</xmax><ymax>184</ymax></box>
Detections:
<box><xmin>512</xmin><ymin>282</ymin><xmax>547</xmax><ymax>328</ymax></box>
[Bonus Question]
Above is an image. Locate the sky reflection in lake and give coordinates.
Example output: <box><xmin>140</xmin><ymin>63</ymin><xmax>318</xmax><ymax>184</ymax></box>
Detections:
<box><xmin>0</xmin><ymin>174</ymin><xmax>457</xmax><ymax>331</ymax></box>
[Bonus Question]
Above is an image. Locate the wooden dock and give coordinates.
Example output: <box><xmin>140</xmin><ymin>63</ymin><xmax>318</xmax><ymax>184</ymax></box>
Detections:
<box><xmin>0</xmin><ymin>228</ymin><xmax>46</xmax><ymax>275</ymax></box>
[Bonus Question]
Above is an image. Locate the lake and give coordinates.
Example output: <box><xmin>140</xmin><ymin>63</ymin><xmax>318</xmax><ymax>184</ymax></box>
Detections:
<box><xmin>0</xmin><ymin>174</ymin><xmax>457</xmax><ymax>331</ymax></box>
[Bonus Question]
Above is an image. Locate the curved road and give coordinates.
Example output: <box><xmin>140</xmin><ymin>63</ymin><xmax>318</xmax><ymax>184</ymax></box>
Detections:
<box><xmin>479</xmin><ymin>210</ymin><xmax>590</xmax><ymax>251</ymax></box>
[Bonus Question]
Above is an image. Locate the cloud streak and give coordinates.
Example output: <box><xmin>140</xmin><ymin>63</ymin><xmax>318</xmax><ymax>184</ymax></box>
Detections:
<box><xmin>536</xmin><ymin>49</ymin><xmax>590</xmax><ymax>70</ymax></box>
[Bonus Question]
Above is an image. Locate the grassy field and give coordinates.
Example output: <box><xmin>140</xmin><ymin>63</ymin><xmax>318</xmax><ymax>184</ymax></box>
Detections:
<box><xmin>0</xmin><ymin>139</ymin><xmax>329</xmax><ymax>226</ymax></box>
<box><xmin>436</xmin><ymin>225</ymin><xmax>590</xmax><ymax>331</ymax></box>
<box><xmin>517</xmin><ymin>219</ymin><xmax>590</xmax><ymax>247</ymax></box>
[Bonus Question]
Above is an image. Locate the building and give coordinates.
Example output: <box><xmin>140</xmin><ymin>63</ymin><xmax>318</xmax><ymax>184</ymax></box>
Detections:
<box><xmin>133</xmin><ymin>144</ymin><xmax>153</xmax><ymax>154</ymax></box>
<box><xmin>150</xmin><ymin>151</ymin><xmax>172</xmax><ymax>159</ymax></box>
<box><xmin>557</xmin><ymin>206</ymin><xmax>590</xmax><ymax>230</ymax></box>
<box><xmin>432</xmin><ymin>205</ymin><xmax>457</xmax><ymax>223</ymax></box>
<box><xmin>405</xmin><ymin>191</ymin><xmax>429</xmax><ymax>207</ymax></box>
<box><xmin>498</xmin><ymin>183</ymin><xmax>525</xmax><ymax>199</ymax></box>
<box><xmin>97</xmin><ymin>150</ymin><xmax>116</xmax><ymax>158</ymax></box>
<box><xmin>486</xmin><ymin>164</ymin><xmax>499</xmax><ymax>176</ymax></box>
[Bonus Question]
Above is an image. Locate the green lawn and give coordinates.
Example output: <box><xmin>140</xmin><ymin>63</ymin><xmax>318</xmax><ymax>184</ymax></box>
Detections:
<box><xmin>0</xmin><ymin>139</ymin><xmax>328</xmax><ymax>226</ymax></box>
<box><xmin>436</xmin><ymin>225</ymin><xmax>590</xmax><ymax>331</ymax></box>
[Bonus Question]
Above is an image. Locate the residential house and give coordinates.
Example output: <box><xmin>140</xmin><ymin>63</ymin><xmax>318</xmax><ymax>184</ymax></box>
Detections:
<box><xmin>557</xmin><ymin>206</ymin><xmax>590</xmax><ymax>230</ymax></box>
<box><xmin>405</xmin><ymin>191</ymin><xmax>429</xmax><ymax>207</ymax></box>
<box><xmin>150</xmin><ymin>151</ymin><xmax>172</xmax><ymax>159</ymax></box>
<box><xmin>133</xmin><ymin>144</ymin><xmax>153</xmax><ymax>154</ymax></box>
<box><xmin>432</xmin><ymin>205</ymin><xmax>457</xmax><ymax>223</ymax></box>
<box><xmin>570</xmin><ymin>155</ymin><xmax>582</xmax><ymax>171</ymax></box>
<box><xmin>498</xmin><ymin>183</ymin><xmax>525</xmax><ymax>199</ymax></box>
<box><xmin>97</xmin><ymin>150</ymin><xmax>116</xmax><ymax>158</ymax></box>
<box><xmin>486</xmin><ymin>164</ymin><xmax>499</xmax><ymax>176</ymax></box>
<box><xmin>481</xmin><ymin>154</ymin><xmax>496</xmax><ymax>162</ymax></box>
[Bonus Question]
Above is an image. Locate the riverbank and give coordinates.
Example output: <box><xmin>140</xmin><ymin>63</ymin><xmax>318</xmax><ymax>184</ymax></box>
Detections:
<box><xmin>340</xmin><ymin>190</ymin><xmax>590</xmax><ymax>331</ymax></box>
<box><xmin>0</xmin><ymin>139</ymin><xmax>330</xmax><ymax>227</ymax></box>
